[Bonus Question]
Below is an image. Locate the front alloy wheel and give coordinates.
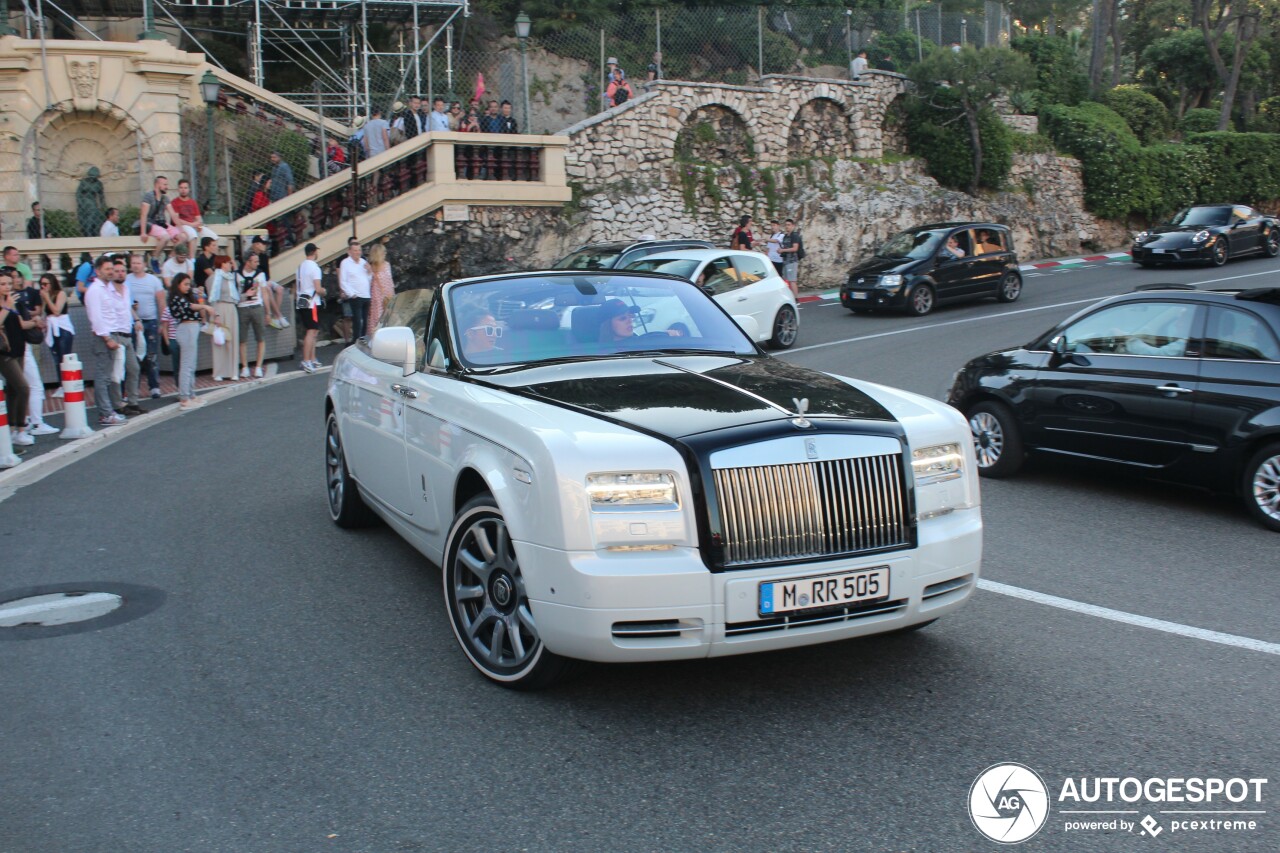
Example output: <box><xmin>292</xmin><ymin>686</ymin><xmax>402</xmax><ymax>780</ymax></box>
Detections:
<box><xmin>770</xmin><ymin>304</ymin><xmax>798</xmax><ymax>349</ymax></box>
<box><xmin>1265</xmin><ymin>228</ymin><xmax>1280</xmax><ymax>258</ymax></box>
<box><xmin>1210</xmin><ymin>238</ymin><xmax>1229</xmax><ymax>267</ymax></box>
<box><xmin>906</xmin><ymin>283</ymin><xmax>935</xmax><ymax>316</ymax></box>
<box><xmin>444</xmin><ymin>495</ymin><xmax>581</xmax><ymax>688</ymax></box>
<box><xmin>1243</xmin><ymin>443</ymin><xmax>1280</xmax><ymax>532</ymax></box>
<box><xmin>325</xmin><ymin>412</ymin><xmax>376</xmax><ymax>528</ymax></box>
<box><xmin>967</xmin><ymin>401</ymin><xmax>1024</xmax><ymax>478</ymax></box>
<box><xmin>996</xmin><ymin>272</ymin><xmax>1022</xmax><ymax>303</ymax></box>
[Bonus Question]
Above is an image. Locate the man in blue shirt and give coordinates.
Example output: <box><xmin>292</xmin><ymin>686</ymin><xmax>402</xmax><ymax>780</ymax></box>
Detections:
<box><xmin>430</xmin><ymin>98</ymin><xmax>450</xmax><ymax>132</ymax></box>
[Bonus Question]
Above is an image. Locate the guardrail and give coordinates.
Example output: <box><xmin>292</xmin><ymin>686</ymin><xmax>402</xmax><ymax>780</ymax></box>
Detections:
<box><xmin>10</xmin><ymin>132</ymin><xmax>570</xmax><ymax>286</ymax></box>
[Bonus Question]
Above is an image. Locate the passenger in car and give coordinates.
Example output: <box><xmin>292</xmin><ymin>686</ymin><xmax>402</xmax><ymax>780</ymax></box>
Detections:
<box><xmin>975</xmin><ymin>230</ymin><xmax>1001</xmax><ymax>254</ymax></box>
<box><xmin>460</xmin><ymin>311</ymin><xmax>504</xmax><ymax>358</ymax></box>
<box><xmin>942</xmin><ymin>235</ymin><xmax>966</xmax><ymax>259</ymax></box>
<box><xmin>598</xmin><ymin>299</ymin><xmax>641</xmax><ymax>342</ymax></box>
<box><xmin>1124</xmin><ymin>336</ymin><xmax>1187</xmax><ymax>356</ymax></box>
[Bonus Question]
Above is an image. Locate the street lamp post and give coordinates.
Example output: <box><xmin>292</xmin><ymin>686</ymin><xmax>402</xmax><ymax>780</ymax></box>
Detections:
<box><xmin>139</xmin><ymin>0</ymin><xmax>165</xmax><ymax>40</ymax></box>
<box><xmin>199</xmin><ymin>71</ymin><xmax>227</xmax><ymax>224</ymax></box>
<box><xmin>515</xmin><ymin>12</ymin><xmax>531</xmax><ymax>134</ymax></box>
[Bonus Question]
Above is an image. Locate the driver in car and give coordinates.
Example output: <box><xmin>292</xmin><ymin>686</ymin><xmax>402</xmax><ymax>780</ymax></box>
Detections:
<box><xmin>461</xmin><ymin>311</ymin><xmax>505</xmax><ymax>357</ymax></box>
<box><xmin>598</xmin><ymin>298</ymin><xmax>684</xmax><ymax>343</ymax></box>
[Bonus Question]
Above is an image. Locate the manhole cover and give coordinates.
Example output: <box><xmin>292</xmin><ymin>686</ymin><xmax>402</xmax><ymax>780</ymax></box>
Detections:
<box><xmin>0</xmin><ymin>592</ymin><xmax>124</xmax><ymax>627</ymax></box>
<box><xmin>0</xmin><ymin>582</ymin><xmax>164</xmax><ymax>639</ymax></box>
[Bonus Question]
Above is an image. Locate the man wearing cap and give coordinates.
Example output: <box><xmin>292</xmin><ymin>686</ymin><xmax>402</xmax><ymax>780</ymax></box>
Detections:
<box><xmin>598</xmin><ymin>299</ymin><xmax>641</xmax><ymax>342</ymax></box>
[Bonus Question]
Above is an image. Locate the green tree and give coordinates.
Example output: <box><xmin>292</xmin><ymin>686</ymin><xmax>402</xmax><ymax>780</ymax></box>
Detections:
<box><xmin>908</xmin><ymin>46</ymin><xmax>1036</xmax><ymax>193</ymax></box>
<box><xmin>1012</xmin><ymin>34</ymin><xmax>1091</xmax><ymax>107</ymax></box>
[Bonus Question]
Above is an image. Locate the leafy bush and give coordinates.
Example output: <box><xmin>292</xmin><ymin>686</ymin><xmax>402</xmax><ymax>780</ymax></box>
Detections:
<box><xmin>1185</xmin><ymin>132</ymin><xmax>1280</xmax><ymax>202</ymax></box>
<box><xmin>1249</xmin><ymin>97</ymin><xmax>1280</xmax><ymax>133</ymax></box>
<box><xmin>906</xmin><ymin>94</ymin><xmax>1013</xmax><ymax>192</ymax></box>
<box><xmin>1136</xmin><ymin>144</ymin><xmax>1208</xmax><ymax>219</ymax></box>
<box><xmin>1040</xmin><ymin>102</ymin><xmax>1145</xmax><ymax>218</ymax></box>
<box><xmin>1009</xmin><ymin>132</ymin><xmax>1055</xmax><ymax>154</ymax></box>
<box><xmin>1181</xmin><ymin>108</ymin><xmax>1221</xmax><ymax>135</ymax></box>
<box><xmin>1102</xmin><ymin>85</ymin><xmax>1172</xmax><ymax>145</ymax></box>
<box><xmin>869</xmin><ymin>31</ymin><xmax>934</xmax><ymax>70</ymax></box>
<box><xmin>42</xmin><ymin>209</ymin><xmax>82</xmax><ymax>238</ymax></box>
<box><xmin>1012</xmin><ymin>35</ymin><xmax>1089</xmax><ymax>108</ymax></box>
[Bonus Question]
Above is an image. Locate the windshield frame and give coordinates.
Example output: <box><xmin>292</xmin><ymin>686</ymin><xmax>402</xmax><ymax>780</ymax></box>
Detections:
<box><xmin>443</xmin><ymin>272</ymin><xmax>759</xmax><ymax>372</ymax></box>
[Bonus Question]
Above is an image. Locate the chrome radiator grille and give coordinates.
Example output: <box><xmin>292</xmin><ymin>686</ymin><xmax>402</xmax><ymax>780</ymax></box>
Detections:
<box><xmin>712</xmin><ymin>453</ymin><xmax>911</xmax><ymax>567</ymax></box>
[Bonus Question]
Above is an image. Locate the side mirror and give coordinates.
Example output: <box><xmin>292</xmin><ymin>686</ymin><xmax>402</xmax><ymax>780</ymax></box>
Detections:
<box><xmin>370</xmin><ymin>326</ymin><xmax>417</xmax><ymax>376</ymax></box>
<box><xmin>1051</xmin><ymin>334</ymin><xmax>1069</xmax><ymax>356</ymax></box>
<box><xmin>733</xmin><ymin>314</ymin><xmax>761</xmax><ymax>341</ymax></box>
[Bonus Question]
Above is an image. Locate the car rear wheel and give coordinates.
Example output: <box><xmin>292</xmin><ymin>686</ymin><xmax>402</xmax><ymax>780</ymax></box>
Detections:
<box><xmin>1265</xmin><ymin>229</ymin><xmax>1280</xmax><ymax>258</ymax></box>
<box><xmin>326</xmin><ymin>411</ymin><xmax>377</xmax><ymax>528</ymax></box>
<box><xmin>967</xmin><ymin>401</ymin><xmax>1024</xmax><ymax>478</ymax></box>
<box><xmin>1242</xmin><ymin>443</ymin><xmax>1280</xmax><ymax>532</ymax></box>
<box><xmin>906</xmin><ymin>283</ymin><xmax>935</xmax><ymax>316</ymax></box>
<box><xmin>769</xmin><ymin>304</ymin><xmax>798</xmax><ymax>349</ymax></box>
<box><xmin>1210</xmin><ymin>237</ymin><xmax>1229</xmax><ymax>267</ymax></box>
<box><xmin>1136</xmin><ymin>260</ymin><xmax>1155</xmax><ymax>268</ymax></box>
<box><xmin>444</xmin><ymin>495</ymin><xmax>583</xmax><ymax>688</ymax></box>
<box><xmin>996</xmin><ymin>272</ymin><xmax>1022</xmax><ymax>303</ymax></box>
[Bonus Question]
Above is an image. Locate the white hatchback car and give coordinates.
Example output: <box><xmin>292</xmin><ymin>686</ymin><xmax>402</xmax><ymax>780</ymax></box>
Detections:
<box><xmin>624</xmin><ymin>249</ymin><xmax>800</xmax><ymax>349</ymax></box>
<box><xmin>326</xmin><ymin>271</ymin><xmax>982</xmax><ymax>689</ymax></box>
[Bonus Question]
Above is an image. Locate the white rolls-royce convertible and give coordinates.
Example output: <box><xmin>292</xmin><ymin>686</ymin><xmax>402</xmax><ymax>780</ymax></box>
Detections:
<box><xmin>325</xmin><ymin>271</ymin><xmax>982</xmax><ymax>688</ymax></box>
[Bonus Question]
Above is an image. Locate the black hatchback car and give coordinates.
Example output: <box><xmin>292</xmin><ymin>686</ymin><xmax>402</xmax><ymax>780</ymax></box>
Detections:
<box><xmin>842</xmin><ymin>222</ymin><xmax>1022</xmax><ymax>316</ymax></box>
<box><xmin>948</xmin><ymin>285</ymin><xmax>1280</xmax><ymax>530</ymax></box>
<box><xmin>1131</xmin><ymin>204</ymin><xmax>1280</xmax><ymax>267</ymax></box>
<box><xmin>552</xmin><ymin>239</ymin><xmax>715</xmax><ymax>271</ymax></box>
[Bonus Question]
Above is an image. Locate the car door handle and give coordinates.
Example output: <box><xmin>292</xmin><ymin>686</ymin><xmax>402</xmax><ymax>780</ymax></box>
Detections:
<box><xmin>736</xmin><ymin>296</ymin><xmax>747</xmax><ymax>301</ymax></box>
<box><xmin>1156</xmin><ymin>385</ymin><xmax>1193</xmax><ymax>395</ymax></box>
<box><xmin>391</xmin><ymin>384</ymin><xmax>418</xmax><ymax>399</ymax></box>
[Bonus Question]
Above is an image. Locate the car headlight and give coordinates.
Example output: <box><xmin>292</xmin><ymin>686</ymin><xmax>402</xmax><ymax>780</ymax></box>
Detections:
<box><xmin>1134</xmin><ymin>231</ymin><xmax>1149</xmax><ymax>242</ymax></box>
<box><xmin>1193</xmin><ymin>230</ymin><xmax>1210</xmax><ymax>243</ymax></box>
<box><xmin>878</xmin><ymin>274</ymin><xmax>903</xmax><ymax>289</ymax></box>
<box><xmin>586</xmin><ymin>472</ymin><xmax>678</xmax><ymax>510</ymax></box>
<box><xmin>912</xmin><ymin>443</ymin><xmax>964</xmax><ymax>485</ymax></box>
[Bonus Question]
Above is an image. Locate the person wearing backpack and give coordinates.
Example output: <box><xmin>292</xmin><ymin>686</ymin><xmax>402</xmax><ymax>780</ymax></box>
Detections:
<box><xmin>606</xmin><ymin>69</ymin><xmax>633</xmax><ymax>108</ymax></box>
<box><xmin>779</xmin><ymin>219</ymin><xmax>805</xmax><ymax>296</ymax></box>
<box><xmin>730</xmin><ymin>214</ymin><xmax>754</xmax><ymax>250</ymax></box>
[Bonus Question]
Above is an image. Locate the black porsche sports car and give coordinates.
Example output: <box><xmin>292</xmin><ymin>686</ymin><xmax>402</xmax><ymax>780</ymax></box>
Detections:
<box><xmin>1131</xmin><ymin>204</ymin><xmax>1280</xmax><ymax>267</ymax></box>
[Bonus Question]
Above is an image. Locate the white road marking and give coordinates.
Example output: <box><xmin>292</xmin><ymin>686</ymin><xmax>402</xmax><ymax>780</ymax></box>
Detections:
<box><xmin>1196</xmin><ymin>267</ymin><xmax>1280</xmax><ymax>285</ymax></box>
<box><xmin>786</xmin><ymin>297</ymin><xmax>1102</xmax><ymax>354</ymax></box>
<box><xmin>979</xmin><ymin>579</ymin><xmax>1280</xmax><ymax>656</ymax></box>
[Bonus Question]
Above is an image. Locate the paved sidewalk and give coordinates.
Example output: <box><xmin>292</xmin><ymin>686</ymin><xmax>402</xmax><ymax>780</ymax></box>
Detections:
<box><xmin>6</xmin><ymin>341</ymin><xmax>342</xmax><ymax>467</ymax></box>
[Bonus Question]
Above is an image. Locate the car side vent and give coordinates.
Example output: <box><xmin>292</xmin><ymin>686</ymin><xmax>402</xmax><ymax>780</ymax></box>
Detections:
<box><xmin>923</xmin><ymin>574</ymin><xmax>975</xmax><ymax>600</ymax></box>
<box><xmin>1132</xmin><ymin>283</ymin><xmax>1197</xmax><ymax>292</ymax></box>
<box><xmin>611</xmin><ymin>619</ymin><xmax>703</xmax><ymax>640</ymax></box>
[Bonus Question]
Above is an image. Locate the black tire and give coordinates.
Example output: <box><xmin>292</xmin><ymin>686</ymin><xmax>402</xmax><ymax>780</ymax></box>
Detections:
<box><xmin>1137</xmin><ymin>261</ymin><xmax>1155</xmax><ymax>268</ymax></box>
<box><xmin>905</xmin><ymin>283</ymin><xmax>935</xmax><ymax>316</ymax></box>
<box><xmin>1265</xmin><ymin>228</ymin><xmax>1280</xmax><ymax>258</ymax></box>
<box><xmin>325</xmin><ymin>411</ymin><xmax>377</xmax><ymax>528</ymax></box>
<box><xmin>1242</xmin><ymin>442</ymin><xmax>1280</xmax><ymax>532</ymax></box>
<box><xmin>966</xmin><ymin>400</ymin><xmax>1025</xmax><ymax>478</ymax></box>
<box><xmin>443</xmin><ymin>495</ymin><xmax>584</xmax><ymax>689</ymax></box>
<box><xmin>996</xmin><ymin>271</ymin><xmax>1022</xmax><ymax>303</ymax></box>
<box><xmin>769</xmin><ymin>304</ymin><xmax>799</xmax><ymax>349</ymax></box>
<box><xmin>1210</xmin><ymin>237</ymin><xmax>1229</xmax><ymax>267</ymax></box>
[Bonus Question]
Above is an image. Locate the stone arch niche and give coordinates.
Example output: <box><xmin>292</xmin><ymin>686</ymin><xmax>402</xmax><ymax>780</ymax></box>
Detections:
<box><xmin>27</xmin><ymin>105</ymin><xmax>149</xmax><ymax>236</ymax></box>
<box><xmin>882</xmin><ymin>93</ymin><xmax>909</xmax><ymax>156</ymax></box>
<box><xmin>674</xmin><ymin>104</ymin><xmax>755</xmax><ymax>163</ymax></box>
<box><xmin>787</xmin><ymin>97</ymin><xmax>852</xmax><ymax>160</ymax></box>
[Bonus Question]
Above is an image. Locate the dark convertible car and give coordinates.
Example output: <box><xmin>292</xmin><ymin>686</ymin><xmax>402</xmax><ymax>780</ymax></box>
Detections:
<box><xmin>842</xmin><ymin>222</ymin><xmax>1022</xmax><ymax>316</ymax></box>
<box><xmin>948</xmin><ymin>285</ymin><xmax>1280</xmax><ymax>531</ymax></box>
<box><xmin>1131</xmin><ymin>204</ymin><xmax>1280</xmax><ymax>267</ymax></box>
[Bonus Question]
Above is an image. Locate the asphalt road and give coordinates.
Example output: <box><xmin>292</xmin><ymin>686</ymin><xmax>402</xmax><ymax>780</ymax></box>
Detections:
<box><xmin>1</xmin><ymin>253</ymin><xmax>1277</xmax><ymax>853</ymax></box>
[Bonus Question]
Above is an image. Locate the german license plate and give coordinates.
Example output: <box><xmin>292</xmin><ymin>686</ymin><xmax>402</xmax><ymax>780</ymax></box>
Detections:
<box><xmin>759</xmin><ymin>567</ymin><xmax>890</xmax><ymax>616</ymax></box>
<box><xmin>851</xmin><ymin>291</ymin><xmax>869</xmax><ymax>300</ymax></box>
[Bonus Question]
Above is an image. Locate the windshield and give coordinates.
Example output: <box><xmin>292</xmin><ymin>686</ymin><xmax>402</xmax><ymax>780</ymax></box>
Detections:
<box><xmin>447</xmin><ymin>274</ymin><xmax>757</xmax><ymax>369</ymax></box>
<box><xmin>876</xmin><ymin>229</ymin><xmax>947</xmax><ymax>259</ymax></box>
<box><xmin>551</xmin><ymin>248</ymin><xmax>624</xmax><ymax>270</ymax></box>
<box><xmin>622</xmin><ymin>258</ymin><xmax>701</xmax><ymax>279</ymax></box>
<box><xmin>1169</xmin><ymin>207</ymin><xmax>1231</xmax><ymax>227</ymax></box>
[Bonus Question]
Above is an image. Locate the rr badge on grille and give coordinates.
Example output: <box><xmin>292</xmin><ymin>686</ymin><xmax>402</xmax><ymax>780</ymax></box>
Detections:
<box><xmin>805</xmin><ymin>438</ymin><xmax>818</xmax><ymax>459</ymax></box>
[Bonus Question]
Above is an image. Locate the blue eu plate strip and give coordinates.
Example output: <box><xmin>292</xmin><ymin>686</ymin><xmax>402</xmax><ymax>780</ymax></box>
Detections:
<box><xmin>759</xmin><ymin>584</ymin><xmax>773</xmax><ymax>613</ymax></box>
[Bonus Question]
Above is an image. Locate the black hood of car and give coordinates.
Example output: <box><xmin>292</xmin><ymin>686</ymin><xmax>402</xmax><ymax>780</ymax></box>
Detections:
<box><xmin>1145</xmin><ymin>224</ymin><xmax>1213</xmax><ymax>240</ymax></box>
<box><xmin>477</xmin><ymin>355</ymin><xmax>894</xmax><ymax>439</ymax></box>
<box><xmin>848</xmin><ymin>255</ymin><xmax>923</xmax><ymax>278</ymax></box>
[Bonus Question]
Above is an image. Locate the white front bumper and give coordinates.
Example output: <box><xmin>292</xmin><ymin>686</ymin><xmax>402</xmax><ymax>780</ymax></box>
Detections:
<box><xmin>521</xmin><ymin>507</ymin><xmax>982</xmax><ymax>663</ymax></box>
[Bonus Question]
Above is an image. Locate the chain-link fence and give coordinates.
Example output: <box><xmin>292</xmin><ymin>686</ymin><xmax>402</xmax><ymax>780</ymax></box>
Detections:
<box><xmin>329</xmin><ymin>4</ymin><xmax>1009</xmax><ymax>136</ymax></box>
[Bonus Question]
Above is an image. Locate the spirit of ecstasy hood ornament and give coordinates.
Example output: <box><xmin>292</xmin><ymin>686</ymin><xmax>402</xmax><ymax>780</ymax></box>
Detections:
<box><xmin>791</xmin><ymin>397</ymin><xmax>812</xmax><ymax>429</ymax></box>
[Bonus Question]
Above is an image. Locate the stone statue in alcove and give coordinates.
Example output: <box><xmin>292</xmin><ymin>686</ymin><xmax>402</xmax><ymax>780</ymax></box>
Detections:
<box><xmin>76</xmin><ymin>166</ymin><xmax>107</xmax><ymax>237</ymax></box>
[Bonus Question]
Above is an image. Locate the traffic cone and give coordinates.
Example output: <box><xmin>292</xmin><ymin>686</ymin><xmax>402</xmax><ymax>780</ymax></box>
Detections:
<box><xmin>59</xmin><ymin>354</ymin><xmax>95</xmax><ymax>440</ymax></box>
<box><xmin>0</xmin><ymin>377</ymin><xmax>22</xmax><ymax>468</ymax></box>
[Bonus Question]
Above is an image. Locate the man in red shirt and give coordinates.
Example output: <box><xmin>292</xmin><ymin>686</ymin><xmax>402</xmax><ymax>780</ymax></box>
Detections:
<box><xmin>170</xmin><ymin>178</ymin><xmax>219</xmax><ymax>257</ymax></box>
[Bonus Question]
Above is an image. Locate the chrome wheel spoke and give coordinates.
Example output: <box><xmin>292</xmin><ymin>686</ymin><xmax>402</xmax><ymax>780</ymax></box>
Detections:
<box><xmin>450</xmin><ymin>511</ymin><xmax>541</xmax><ymax>671</ymax></box>
<box><xmin>467</xmin><ymin>605</ymin><xmax>498</xmax><ymax>641</ymax></box>
<box><xmin>516</xmin><ymin>603</ymin><xmax>537</xmax><ymax>635</ymax></box>
<box><xmin>473</xmin><ymin>525</ymin><xmax>496</xmax><ymax>562</ymax></box>
<box><xmin>488</xmin><ymin>617</ymin><xmax>508</xmax><ymax>663</ymax></box>
<box><xmin>455</xmin><ymin>583</ymin><xmax>485</xmax><ymax>601</ymax></box>
<box><xmin>459</xmin><ymin>547</ymin><xmax>492</xmax><ymax>582</ymax></box>
<box><xmin>506</xmin><ymin>614</ymin><xmax>526</xmax><ymax>659</ymax></box>
<box><xmin>1254</xmin><ymin>456</ymin><xmax>1280</xmax><ymax>520</ymax></box>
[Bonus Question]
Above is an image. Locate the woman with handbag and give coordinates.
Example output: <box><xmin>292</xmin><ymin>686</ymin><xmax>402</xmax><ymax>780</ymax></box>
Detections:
<box><xmin>167</xmin><ymin>273</ymin><xmax>216</xmax><ymax>410</ymax></box>
<box><xmin>0</xmin><ymin>271</ymin><xmax>38</xmax><ymax>447</ymax></box>
<box><xmin>206</xmin><ymin>254</ymin><xmax>240</xmax><ymax>381</ymax></box>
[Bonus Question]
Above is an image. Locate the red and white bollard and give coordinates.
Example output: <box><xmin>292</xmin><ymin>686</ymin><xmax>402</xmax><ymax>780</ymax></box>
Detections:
<box><xmin>0</xmin><ymin>377</ymin><xmax>21</xmax><ymax>468</ymax></box>
<box><xmin>59</xmin><ymin>354</ymin><xmax>94</xmax><ymax>440</ymax></box>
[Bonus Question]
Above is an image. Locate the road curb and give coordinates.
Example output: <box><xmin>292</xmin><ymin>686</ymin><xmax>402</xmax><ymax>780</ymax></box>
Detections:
<box><xmin>0</xmin><ymin>365</ymin><xmax>331</xmax><ymax>501</ymax></box>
